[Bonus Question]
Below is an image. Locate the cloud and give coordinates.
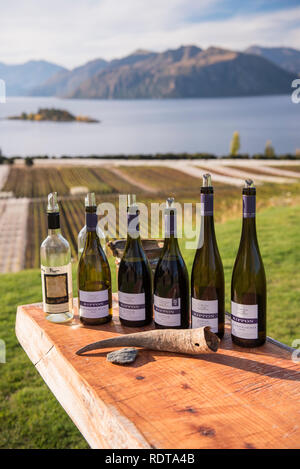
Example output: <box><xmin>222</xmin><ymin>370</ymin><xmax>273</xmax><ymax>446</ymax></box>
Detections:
<box><xmin>0</xmin><ymin>0</ymin><xmax>299</xmax><ymax>68</ymax></box>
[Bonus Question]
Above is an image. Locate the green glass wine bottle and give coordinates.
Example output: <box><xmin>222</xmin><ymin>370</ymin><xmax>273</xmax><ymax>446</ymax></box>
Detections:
<box><xmin>118</xmin><ymin>194</ymin><xmax>153</xmax><ymax>327</ymax></box>
<box><xmin>231</xmin><ymin>179</ymin><xmax>267</xmax><ymax>347</ymax></box>
<box><xmin>191</xmin><ymin>174</ymin><xmax>225</xmax><ymax>338</ymax></box>
<box><xmin>154</xmin><ymin>198</ymin><xmax>189</xmax><ymax>329</ymax></box>
<box><xmin>78</xmin><ymin>193</ymin><xmax>112</xmax><ymax>325</ymax></box>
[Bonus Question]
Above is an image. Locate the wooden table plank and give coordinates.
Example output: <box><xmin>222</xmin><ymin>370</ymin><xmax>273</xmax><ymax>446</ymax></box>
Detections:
<box><xmin>16</xmin><ymin>295</ymin><xmax>300</xmax><ymax>449</ymax></box>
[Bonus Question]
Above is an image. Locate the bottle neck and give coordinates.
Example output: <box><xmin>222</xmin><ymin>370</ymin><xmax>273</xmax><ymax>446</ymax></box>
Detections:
<box><xmin>47</xmin><ymin>212</ymin><xmax>60</xmax><ymax>235</ymax></box>
<box><xmin>48</xmin><ymin>228</ymin><xmax>61</xmax><ymax>236</ymax></box>
<box><xmin>127</xmin><ymin>212</ymin><xmax>141</xmax><ymax>242</ymax></box>
<box><xmin>199</xmin><ymin>190</ymin><xmax>216</xmax><ymax>246</ymax></box>
<box><xmin>164</xmin><ymin>211</ymin><xmax>179</xmax><ymax>253</ymax></box>
<box><xmin>200</xmin><ymin>215</ymin><xmax>216</xmax><ymax>245</ymax></box>
<box><xmin>85</xmin><ymin>209</ymin><xmax>104</xmax><ymax>252</ymax></box>
<box><xmin>163</xmin><ymin>234</ymin><xmax>180</xmax><ymax>254</ymax></box>
<box><xmin>86</xmin><ymin>208</ymin><xmax>97</xmax><ymax>232</ymax></box>
<box><xmin>240</xmin><ymin>194</ymin><xmax>258</xmax><ymax>246</ymax></box>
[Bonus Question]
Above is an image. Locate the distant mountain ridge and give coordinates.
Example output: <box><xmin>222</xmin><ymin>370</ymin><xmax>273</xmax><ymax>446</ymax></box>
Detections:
<box><xmin>30</xmin><ymin>58</ymin><xmax>108</xmax><ymax>97</ymax></box>
<box><xmin>245</xmin><ymin>45</ymin><xmax>300</xmax><ymax>74</ymax></box>
<box><xmin>1</xmin><ymin>45</ymin><xmax>298</xmax><ymax>98</ymax></box>
<box><xmin>68</xmin><ymin>45</ymin><xmax>294</xmax><ymax>99</ymax></box>
<box><xmin>0</xmin><ymin>60</ymin><xmax>67</xmax><ymax>96</ymax></box>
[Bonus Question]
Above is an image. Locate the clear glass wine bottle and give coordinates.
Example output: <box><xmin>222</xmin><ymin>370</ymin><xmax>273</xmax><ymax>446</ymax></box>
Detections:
<box><xmin>40</xmin><ymin>192</ymin><xmax>73</xmax><ymax>323</ymax></box>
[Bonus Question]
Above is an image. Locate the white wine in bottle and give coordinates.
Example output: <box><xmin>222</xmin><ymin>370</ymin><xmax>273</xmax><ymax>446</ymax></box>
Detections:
<box><xmin>191</xmin><ymin>174</ymin><xmax>225</xmax><ymax>338</ymax></box>
<box><xmin>78</xmin><ymin>193</ymin><xmax>112</xmax><ymax>326</ymax></box>
<box><xmin>231</xmin><ymin>180</ymin><xmax>267</xmax><ymax>347</ymax></box>
<box><xmin>40</xmin><ymin>192</ymin><xmax>73</xmax><ymax>323</ymax></box>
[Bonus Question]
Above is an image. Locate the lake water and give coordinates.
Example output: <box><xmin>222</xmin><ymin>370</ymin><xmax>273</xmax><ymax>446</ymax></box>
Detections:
<box><xmin>0</xmin><ymin>95</ymin><xmax>299</xmax><ymax>157</ymax></box>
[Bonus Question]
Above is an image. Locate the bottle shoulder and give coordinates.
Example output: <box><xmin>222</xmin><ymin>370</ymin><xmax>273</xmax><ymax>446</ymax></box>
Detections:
<box><xmin>192</xmin><ymin>244</ymin><xmax>223</xmax><ymax>270</ymax></box>
<box><xmin>122</xmin><ymin>241</ymin><xmax>149</xmax><ymax>263</ymax></box>
<box><xmin>158</xmin><ymin>250</ymin><xmax>188</xmax><ymax>272</ymax></box>
<box><xmin>233</xmin><ymin>239</ymin><xmax>265</xmax><ymax>273</ymax></box>
<box><xmin>41</xmin><ymin>234</ymin><xmax>70</xmax><ymax>251</ymax></box>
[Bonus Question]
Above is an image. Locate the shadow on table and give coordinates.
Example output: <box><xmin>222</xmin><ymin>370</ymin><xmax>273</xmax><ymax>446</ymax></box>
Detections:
<box><xmin>79</xmin><ymin>347</ymin><xmax>300</xmax><ymax>381</ymax></box>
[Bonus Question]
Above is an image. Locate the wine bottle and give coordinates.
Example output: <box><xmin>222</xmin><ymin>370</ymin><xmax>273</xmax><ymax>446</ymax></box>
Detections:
<box><xmin>231</xmin><ymin>179</ymin><xmax>266</xmax><ymax>347</ymax></box>
<box><xmin>191</xmin><ymin>174</ymin><xmax>225</xmax><ymax>338</ymax></box>
<box><xmin>154</xmin><ymin>198</ymin><xmax>189</xmax><ymax>329</ymax></box>
<box><xmin>78</xmin><ymin>194</ymin><xmax>106</xmax><ymax>256</ymax></box>
<box><xmin>40</xmin><ymin>192</ymin><xmax>73</xmax><ymax>323</ymax></box>
<box><xmin>78</xmin><ymin>193</ymin><xmax>112</xmax><ymax>325</ymax></box>
<box><xmin>118</xmin><ymin>194</ymin><xmax>153</xmax><ymax>327</ymax></box>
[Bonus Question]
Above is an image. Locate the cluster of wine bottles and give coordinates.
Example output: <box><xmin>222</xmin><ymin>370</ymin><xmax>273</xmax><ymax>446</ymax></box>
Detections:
<box><xmin>40</xmin><ymin>174</ymin><xmax>266</xmax><ymax>348</ymax></box>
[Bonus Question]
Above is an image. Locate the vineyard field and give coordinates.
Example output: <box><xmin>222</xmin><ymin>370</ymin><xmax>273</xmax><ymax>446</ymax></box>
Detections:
<box><xmin>117</xmin><ymin>165</ymin><xmax>207</xmax><ymax>193</ymax></box>
<box><xmin>3</xmin><ymin>166</ymin><xmax>137</xmax><ymax>198</ymax></box>
<box><xmin>26</xmin><ymin>198</ymin><xmax>85</xmax><ymax>268</ymax></box>
<box><xmin>3</xmin><ymin>161</ymin><xmax>300</xmax><ymax>270</ymax></box>
<box><xmin>272</xmin><ymin>165</ymin><xmax>300</xmax><ymax>173</ymax></box>
<box><xmin>26</xmin><ymin>196</ymin><xmax>127</xmax><ymax>268</ymax></box>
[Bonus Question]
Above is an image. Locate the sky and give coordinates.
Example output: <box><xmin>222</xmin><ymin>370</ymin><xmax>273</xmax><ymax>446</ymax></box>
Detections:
<box><xmin>1</xmin><ymin>0</ymin><xmax>300</xmax><ymax>69</ymax></box>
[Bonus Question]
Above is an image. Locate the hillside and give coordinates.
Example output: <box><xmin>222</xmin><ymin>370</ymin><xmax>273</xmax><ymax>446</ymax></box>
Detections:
<box><xmin>29</xmin><ymin>58</ymin><xmax>108</xmax><ymax>97</ymax></box>
<box><xmin>245</xmin><ymin>45</ymin><xmax>300</xmax><ymax>74</ymax></box>
<box><xmin>29</xmin><ymin>49</ymin><xmax>157</xmax><ymax>97</ymax></box>
<box><xmin>0</xmin><ymin>60</ymin><xmax>67</xmax><ymax>96</ymax></box>
<box><xmin>3</xmin><ymin>45</ymin><xmax>299</xmax><ymax>99</ymax></box>
<box><xmin>68</xmin><ymin>46</ymin><xmax>294</xmax><ymax>99</ymax></box>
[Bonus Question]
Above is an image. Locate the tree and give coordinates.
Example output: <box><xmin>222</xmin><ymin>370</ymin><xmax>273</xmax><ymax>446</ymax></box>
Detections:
<box><xmin>264</xmin><ymin>140</ymin><xmax>275</xmax><ymax>158</ymax></box>
<box><xmin>25</xmin><ymin>157</ymin><xmax>34</xmax><ymax>167</ymax></box>
<box><xmin>230</xmin><ymin>131</ymin><xmax>240</xmax><ymax>157</ymax></box>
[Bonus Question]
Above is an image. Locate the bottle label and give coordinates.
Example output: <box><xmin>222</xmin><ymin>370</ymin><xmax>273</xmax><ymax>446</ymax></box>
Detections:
<box><xmin>243</xmin><ymin>195</ymin><xmax>255</xmax><ymax>218</ymax></box>
<box><xmin>86</xmin><ymin>213</ymin><xmax>97</xmax><ymax>231</ymax></box>
<box><xmin>79</xmin><ymin>289</ymin><xmax>109</xmax><ymax>318</ymax></box>
<box><xmin>231</xmin><ymin>301</ymin><xmax>258</xmax><ymax>339</ymax></box>
<box><xmin>118</xmin><ymin>291</ymin><xmax>145</xmax><ymax>321</ymax></box>
<box><xmin>165</xmin><ymin>213</ymin><xmax>177</xmax><ymax>237</ymax></box>
<box><xmin>41</xmin><ymin>264</ymin><xmax>72</xmax><ymax>314</ymax></box>
<box><xmin>154</xmin><ymin>295</ymin><xmax>181</xmax><ymax>327</ymax></box>
<box><xmin>201</xmin><ymin>193</ymin><xmax>213</xmax><ymax>216</ymax></box>
<box><xmin>191</xmin><ymin>298</ymin><xmax>218</xmax><ymax>332</ymax></box>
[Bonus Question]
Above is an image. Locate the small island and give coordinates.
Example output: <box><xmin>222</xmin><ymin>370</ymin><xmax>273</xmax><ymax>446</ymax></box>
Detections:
<box><xmin>8</xmin><ymin>108</ymin><xmax>99</xmax><ymax>123</ymax></box>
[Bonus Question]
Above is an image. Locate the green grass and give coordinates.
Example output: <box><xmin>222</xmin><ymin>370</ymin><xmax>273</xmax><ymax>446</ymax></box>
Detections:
<box><xmin>0</xmin><ymin>268</ymin><xmax>89</xmax><ymax>448</ymax></box>
<box><xmin>0</xmin><ymin>204</ymin><xmax>299</xmax><ymax>448</ymax></box>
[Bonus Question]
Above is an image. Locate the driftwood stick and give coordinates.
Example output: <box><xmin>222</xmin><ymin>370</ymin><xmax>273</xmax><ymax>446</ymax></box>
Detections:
<box><xmin>76</xmin><ymin>327</ymin><xmax>219</xmax><ymax>356</ymax></box>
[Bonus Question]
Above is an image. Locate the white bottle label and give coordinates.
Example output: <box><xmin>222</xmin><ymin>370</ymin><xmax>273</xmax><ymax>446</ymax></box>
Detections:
<box><xmin>79</xmin><ymin>289</ymin><xmax>109</xmax><ymax>318</ymax></box>
<box><xmin>118</xmin><ymin>292</ymin><xmax>146</xmax><ymax>321</ymax></box>
<box><xmin>191</xmin><ymin>298</ymin><xmax>218</xmax><ymax>333</ymax></box>
<box><xmin>41</xmin><ymin>263</ymin><xmax>72</xmax><ymax>314</ymax></box>
<box><xmin>154</xmin><ymin>295</ymin><xmax>181</xmax><ymax>327</ymax></box>
<box><xmin>231</xmin><ymin>301</ymin><xmax>258</xmax><ymax>339</ymax></box>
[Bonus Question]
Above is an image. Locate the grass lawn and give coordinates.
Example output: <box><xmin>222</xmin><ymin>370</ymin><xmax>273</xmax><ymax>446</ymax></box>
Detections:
<box><xmin>0</xmin><ymin>204</ymin><xmax>299</xmax><ymax>448</ymax></box>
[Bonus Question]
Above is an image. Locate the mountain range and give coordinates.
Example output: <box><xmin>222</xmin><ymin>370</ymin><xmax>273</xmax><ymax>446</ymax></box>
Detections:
<box><xmin>1</xmin><ymin>45</ymin><xmax>299</xmax><ymax>99</ymax></box>
<box><xmin>0</xmin><ymin>60</ymin><xmax>66</xmax><ymax>96</ymax></box>
<box><xmin>245</xmin><ymin>45</ymin><xmax>300</xmax><ymax>74</ymax></box>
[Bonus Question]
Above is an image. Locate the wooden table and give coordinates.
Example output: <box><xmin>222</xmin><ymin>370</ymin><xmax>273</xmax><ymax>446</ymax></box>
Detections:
<box><xmin>16</xmin><ymin>294</ymin><xmax>300</xmax><ymax>449</ymax></box>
